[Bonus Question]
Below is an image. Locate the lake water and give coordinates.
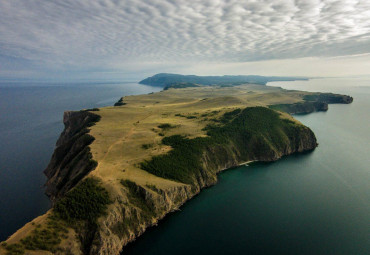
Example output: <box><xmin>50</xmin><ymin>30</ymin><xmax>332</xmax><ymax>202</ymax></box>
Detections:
<box><xmin>123</xmin><ymin>78</ymin><xmax>370</xmax><ymax>255</ymax></box>
<box><xmin>0</xmin><ymin>82</ymin><xmax>161</xmax><ymax>241</ymax></box>
<box><xmin>0</xmin><ymin>78</ymin><xmax>369</xmax><ymax>254</ymax></box>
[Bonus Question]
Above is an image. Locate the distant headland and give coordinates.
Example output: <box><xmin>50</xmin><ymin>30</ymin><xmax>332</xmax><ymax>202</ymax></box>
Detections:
<box><xmin>139</xmin><ymin>73</ymin><xmax>308</xmax><ymax>86</ymax></box>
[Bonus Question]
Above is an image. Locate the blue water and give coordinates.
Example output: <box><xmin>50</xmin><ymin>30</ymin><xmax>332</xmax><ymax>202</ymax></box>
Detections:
<box><xmin>0</xmin><ymin>82</ymin><xmax>161</xmax><ymax>240</ymax></box>
<box><xmin>122</xmin><ymin>78</ymin><xmax>370</xmax><ymax>255</ymax></box>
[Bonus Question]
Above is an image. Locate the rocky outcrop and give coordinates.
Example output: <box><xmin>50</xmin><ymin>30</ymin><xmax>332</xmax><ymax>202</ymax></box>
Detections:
<box><xmin>92</xmin><ymin>184</ymin><xmax>193</xmax><ymax>255</ymax></box>
<box><xmin>269</xmin><ymin>92</ymin><xmax>353</xmax><ymax>114</ymax></box>
<box><xmin>303</xmin><ymin>93</ymin><xmax>353</xmax><ymax>104</ymax></box>
<box><xmin>269</xmin><ymin>101</ymin><xmax>329</xmax><ymax>114</ymax></box>
<box><xmin>44</xmin><ymin>110</ymin><xmax>100</xmax><ymax>202</ymax></box>
<box><xmin>192</xmin><ymin>121</ymin><xmax>317</xmax><ymax>189</ymax></box>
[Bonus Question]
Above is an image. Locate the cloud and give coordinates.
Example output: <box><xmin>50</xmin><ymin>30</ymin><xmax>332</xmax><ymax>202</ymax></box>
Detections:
<box><xmin>0</xmin><ymin>0</ymin><xmax>370</xmax><ymax>79</ymax></box>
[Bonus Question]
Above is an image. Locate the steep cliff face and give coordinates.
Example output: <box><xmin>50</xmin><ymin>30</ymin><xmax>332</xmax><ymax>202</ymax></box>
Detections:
<box><xmin>92</xmin><ymin>184</ymin><xmax>193</xmax><ymax>255</ymax></box>
<box><xmin>193</xmin><ymin>110</ymin><xmax>317</xmax><ymax>189</ymax></box>
<box><xmin>269</xmin><ymin>101</ymin><xmax>328</xmax><ymax>114</ymax></box>
<box><xmin>303</xmin><ymin>93</ymin><xmax>353</xmax><ymax>104</ymax></box>
<box><xmin>269</xmin><ymin>93</ymin><xmax>353</xmax><ymax>114</ymax></box>
<box><xmin>44</xmin><ymin>110</ymin><xmax>100</xmax><ymax>201</ymax></box>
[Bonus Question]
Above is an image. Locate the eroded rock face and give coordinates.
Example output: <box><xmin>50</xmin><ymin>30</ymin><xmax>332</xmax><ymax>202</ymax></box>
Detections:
<box><xmin>44</xmin><ymin>110</ymin><xmax>100</xmax><ymax>202</ymax></box>
<box><xmin>91</xmin><ymin>184</ymin><xmax>193</xmax><ymax>255</ymax></box>
<box><xmin>270</xmin><ymin>93</ymin><xmax>353</xmax><ymax>114</ymax></box>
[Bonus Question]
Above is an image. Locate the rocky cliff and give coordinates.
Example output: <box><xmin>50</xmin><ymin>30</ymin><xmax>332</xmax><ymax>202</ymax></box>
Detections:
<box><xmin>269</xmin><ymin>93</ymin><xmax>353</xmax><ymax>114</ymax></box>
<box><xmin>44</xmin><ymin>110</ymin><xmax>100</xmax><ymax>201</ymax></box>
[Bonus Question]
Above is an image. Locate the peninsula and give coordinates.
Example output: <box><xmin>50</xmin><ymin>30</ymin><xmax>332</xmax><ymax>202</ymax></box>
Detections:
<box><xmin>0</xmin><ymin>79</ymin><xmax>352</xmax><ymax>255</ymax></box>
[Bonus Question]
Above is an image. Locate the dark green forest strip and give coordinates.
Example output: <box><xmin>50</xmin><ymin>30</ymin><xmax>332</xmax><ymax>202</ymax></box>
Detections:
<box><xmin>141</xmin><ymin>107</ymin><xmax>314</xmax><ymax>184</ymax></box>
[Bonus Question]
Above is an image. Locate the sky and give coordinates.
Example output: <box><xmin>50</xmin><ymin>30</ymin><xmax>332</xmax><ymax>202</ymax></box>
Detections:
<box><xmin>1</xmin><ymin>0</ymin><xmax>370</xmax><ymax>82</ymax></box>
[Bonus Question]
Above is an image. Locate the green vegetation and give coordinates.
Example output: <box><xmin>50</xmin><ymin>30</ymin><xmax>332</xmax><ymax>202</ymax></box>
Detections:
<box><xmin>158</xmin><ymin>123</ymin><xmax>176</xmax><ymax>130</ymax></box>
<box><xmin>141</xmin><ymin>143</ymin><xmax>154</xmax><ymax>150</ymax></box>
<box><xmin>141</xmin><ymin>107</ymin><xmax>310</xmax><ymax>184</ymax></box>
<box><xmin>175</xmin><ymin>113</ymin><xmax>198</xmax><ymax>119</ymax></box>
<box><xmin>85</xmin><ymin>113</ymin><xmax>101</xmax><ymax>128</ymax></box>
<box><xmin>303</xmin><ymin>93</ymin><xmax>353</xmax><ymax>103</ymax></box>
<box><xmin>141</xmin><ymin>134</ymin><xmax>208</xmax><ymax>183</ymax></box>
<box><xmin>139</xmin><ymin>73</ymin><xmax>307</xmax><ymax>86</ymax></box>
<box><xmin>201</xmin><ymin>110</ymin><xmax>221</xmax><ymax>118</ymax></box>
<box><xmin>163</xmin><ymin>82</ymin><xmax>201</xmax><ymax>90</ymax></box>
<box><xmin>4</xmin><ymin>243</ymin><xmax>24</xmax><ymax>255</ymax></box>
<box><xmin>219</xmin><ymin>108</ymin><xmax>241</xmax><ymax>123</ymax></box>
<box><xmin>54</xmin><ymin>178</ymin><xmax>111</xmax><ymax>223</ymax></box>
<box><xmin>269</xmin><ymin>101</ymin><xmax>327</xmax><ymax>114</ymax></box>
<box><xmin>114</xmin><ymin>97</ymin><xmax>126</xmax><ymax>106</ymax></box>
<box><xmin>19</xmin><ymin>216</ymin><xmax>68</xmax><ymax>252</ymax></box>
<box><xmin>186</xmin><ymin>115</ymin><xmax>197</xmax><ymax>119</ymax></box>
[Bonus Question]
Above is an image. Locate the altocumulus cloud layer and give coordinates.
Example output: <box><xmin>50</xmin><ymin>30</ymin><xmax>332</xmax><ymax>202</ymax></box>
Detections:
<box><xmin>1</xmin><ymin>0</ymin><xmax>370</xmax><ymax>80</ymax></box>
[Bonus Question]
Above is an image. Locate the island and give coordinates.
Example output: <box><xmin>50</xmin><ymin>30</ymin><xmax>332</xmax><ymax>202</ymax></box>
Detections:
<box><xmin>0</xmin><ymin>78</ymin><xmax>353</xmax><ymax>255</ymax></box>
<box><xmin>139</xmin><ymin>73</ymin><xmax>308</xmax><ymax>86</ymax></box>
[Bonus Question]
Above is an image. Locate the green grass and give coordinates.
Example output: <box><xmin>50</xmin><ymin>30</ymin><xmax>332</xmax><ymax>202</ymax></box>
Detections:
<box><xmin>141</xmin><ymin>107</ymin><xmax>311</xmax><ymax>184</ymax></box>
<box><xmin>54</xmin><ymin>178</ymin><xmax>112</xmax><ymax>224</ymax></box>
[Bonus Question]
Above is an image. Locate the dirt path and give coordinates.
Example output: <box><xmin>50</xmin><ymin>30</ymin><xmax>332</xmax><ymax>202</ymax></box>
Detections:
<box><xmin>93</xmin><ymin>113</ymin><xmax>153</xmax><ymax>173</ymax></box>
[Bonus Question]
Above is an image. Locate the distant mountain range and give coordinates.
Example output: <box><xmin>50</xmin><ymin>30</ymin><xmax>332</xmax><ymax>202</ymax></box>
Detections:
<box><xmin>139</xmin><ymin>73</ymin><xmax>308</xmax><ymax>86</ymax></box>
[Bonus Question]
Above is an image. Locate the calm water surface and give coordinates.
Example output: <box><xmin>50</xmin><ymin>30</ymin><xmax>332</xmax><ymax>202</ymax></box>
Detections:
<box><xmin>123</xmin><ymin>78</ymin><xmax>370</xmax><ymax>255</ymax></box>
<box><xmin>0</xmin><ymin>82</ymin><xmax>160</xmax><ymax>240</ymax></box>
